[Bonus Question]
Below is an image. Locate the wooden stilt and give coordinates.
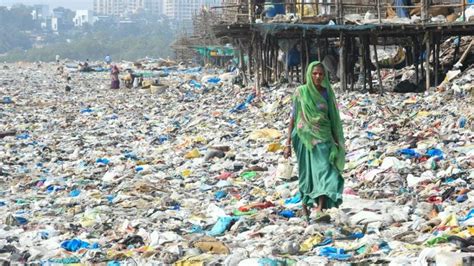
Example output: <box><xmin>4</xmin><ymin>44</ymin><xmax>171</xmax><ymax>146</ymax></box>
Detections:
<box><xmin>360</xmin><ymin>36</ymin><xmax>367</xmax><ymax>92</ymax></box>
<box><xmin>285</xmin><ymin>42</ymin><xmax>290</xmax><ymax>82</ymax></box>
<box><xmin>300</xmin><ymin>35</ymin><xmax>305</xmax><ymax>83</ymax></box>
<box><xmin>256</xmin><ymin>37</ymin><xmax>262</xmax><ymax>96</ymax></box>
<box><xmin>339</xmin><ymin>32</ymin><xmax>347</xmax><ymax>91</ymax></box>
<box><xmin>274</xmin><ymin>40</ymin><xmax>279</xmax><ymax>82</ymax></box>
<box><xmin>412</xmin><ymin>36</ymin><xmax>419</xmax><ymax>85</ymax></box>
<box><xmin>372</xmin><ymin>41</ymin><xmax>384</xmax><ymax>94</ymax></box>
<box><xmin>452</xmin><ymin>35</ymin><xmax>461</xmax><ymax>66</ymax></box>
<box><xmin>317</xmin><ymin>37</ymin><xmax>322</xmax><ymax>61</ymax></box>
<box><xmin>305</xmin><ymin>37</ymin><xmax>310</xmax><ymax>72</ymax></box>
<box><xmin>425</xmin><ymin>33</ymin><xmax>431</xmax><ymax>90</ymax></box>
<box><xmin>434</xmin><ymin>34</ymin><xmax>440</xmax><ymax>86</ymax></box>
<box><xmin>364</xmin><ymin>36</ymin><xmax>373</xmax><ymax>92</ymax></box>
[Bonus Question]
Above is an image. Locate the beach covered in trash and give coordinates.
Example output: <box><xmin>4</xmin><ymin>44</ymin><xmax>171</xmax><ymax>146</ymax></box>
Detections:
<box><xmin>0</xmin><ymin>60</ymin><xmax>473</xmax><ymax>265</ymax></box>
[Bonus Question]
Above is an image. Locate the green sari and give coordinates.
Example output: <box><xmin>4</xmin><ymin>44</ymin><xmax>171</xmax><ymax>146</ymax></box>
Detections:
<box><xmin>292</xmin><ymin>61</ymin><xmax>345</xmax><ymax>208</ymax></box>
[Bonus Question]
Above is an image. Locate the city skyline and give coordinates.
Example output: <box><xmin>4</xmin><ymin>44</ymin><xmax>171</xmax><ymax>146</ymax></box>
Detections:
<box><xmin>0</xmin><ymin>0</ymin><xmax>93</xmax><ymax>10</ymax></box>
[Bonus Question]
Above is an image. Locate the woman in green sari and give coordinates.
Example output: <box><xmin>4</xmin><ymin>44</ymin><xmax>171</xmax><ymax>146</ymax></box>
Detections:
<box><xmin>283</xmin><ymin>61</ymin><xmax>345</xmax><ymax>221</ymax></box>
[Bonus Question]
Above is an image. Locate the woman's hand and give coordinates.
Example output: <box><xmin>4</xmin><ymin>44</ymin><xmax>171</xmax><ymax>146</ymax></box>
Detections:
<box><xmin>283</xmin><ymin>145</ymin><xmax>292</xmax><ymax>159</ymax></box>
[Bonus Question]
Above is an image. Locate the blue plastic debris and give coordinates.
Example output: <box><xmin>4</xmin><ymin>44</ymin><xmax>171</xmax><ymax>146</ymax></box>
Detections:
<box><xmin>279</xmin><ymin>210</ymin><xmax>296</xmax><ymax>218</ymax></box>
<box><xmin>319</xmin><ymin>247</ymin><xmax>352</xmax><ymax>260</ymax></box>
<box><xmin>214</xmin><ymin>191</ymin><xmax>227</xmax><ymax>201</ymax></box>
<box><xmin>14</xmin><ymin>216</ymin><xmax>28</xmax><ymax>225</ymax></box>
<box><xmin>230</xmin><ymin>93</ymin><xmax>255</xmax><ymax>113</ymax></box>
<box><xmin>208</xmin><ymin>216</ymin><xmax>239</xmax><ymax>236</ymax></box>
<box><xmin>426</xmin><ymin>148</ymin><xmax>444</xmax><ymax>159</ymax></box>
<box><xmin>2</xmin><ymin>96</ymin><xmax>13</xmax><ymax>104</ymax></box>
<box><xmin>96</xmin><ymin>158</ymin><xmax>110</xmax><ymax>165</ymax></box>
<box><xmin>459</xmin><ymin>117</ymin><xmax>467</xmax><ymax>128</ymax></box>
<box><xmin>207</xmin><ymin>77</ymin><xmax>221</xmax><ymax>84</ymax></box>
<box><xmin>284</xmin><ymin>194</ymin><xmax>301</xmax><ymax>205</ymax></box>
<box><xmin>16</xmin><ymin>133</ymin><xmax>30</xmax><ymax>140</ymax></box>
<box><xmin>398</xmin><ymin>148</ymin><xmax>421</xmax><ymax>159</ymax></box>
<box><xmin>60</xmin><ymin>239</ymin><xmax>99</xmax><ymax>252</ymax></box>
<box><xmin>190</xmin><ymin>80</ymin><xmax>202</xmax><ymax>88</ymax></box>
<box><xmin>69</xmin><ymin>189</ymin><xmax>80</xmax><ymax>197</ymax></box>
<box><xmin>80</xmin><ymin>108</ymin><xmax>93</xmax><ymax>114</ymax></box>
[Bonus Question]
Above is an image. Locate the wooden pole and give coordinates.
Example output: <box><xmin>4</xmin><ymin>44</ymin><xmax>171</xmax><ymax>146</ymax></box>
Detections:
<box><xmin>301</xmin><ymin>0</ymin><xmax>304</xmax><ymax>19</ymax></box>
<box><xmin>274</xmin><ymin>40</ymin><xmax>279</xmax><ymax>82</ymax></box>
<box><xmin>339</xmin><ymin>32</ymin><xmax>347</xmax><ymax>91</ymax></box>
<box><xmin>364</xmin><ymin>36</ymin><xmax>373</xmax><ymax>92</ymax></box>
<box><xmin>421</xmin><ymin>0</ymin><xmax>428</xmax><ymax>23</ymax></box>
<box><xmin>300</xmin><ymin>35</ymin><xmax>305</xmax><ymax>83</ymax></box>
<box><xmin>462</xmin><ymin>0</ymin><xmax>466</xmax><ymax>22</ymax></box>
<box><xmin>262</xmin><ymin>38</ymin><xmax>267</xmax><ymax>84</ymax></box>
<box><xmin>317</xmin><ymin>37</ymin><xmax>322</xmax><ymax>60</ymax></box>
<box><xmin>377</xmin><ymin>0</ymin><xmax>382</xmax><ymax>23</ymax></box>
<box><xmin>360</xmin><ymin>36</ymin><xmax>367</xmax><ymax>91</ymax></box>
<box><xmin>425</xmin><ymin>33</ymin><xmax>431</xmax><ymax>90</ymax></box>
<box><xmin>305</xmin><ymin>37</ymin><xmax>310</xmax><ymax>68</ymax></box>
<box><xmin>434</xmin><ymin>35</ymin><xmax>439</xmax><ymax>87</ymax></box>
<box><xmin>372</xmin><ymin>42</ymin><xmax>383</xmax><ymax>94</ymax></box>
<box><xmin>412</xmin><ymin>36</ymin><xmax>419</xmax><ymax>84</ymax></box>
<box><xmin>452</xmin><ymin>35</ymin><xmax>461</xmax><ymax>66</ymax></box>
<box><xmin>248</xmin><ymin>0</ymin><xmax>253</xmax><ymax>24</ymax></box>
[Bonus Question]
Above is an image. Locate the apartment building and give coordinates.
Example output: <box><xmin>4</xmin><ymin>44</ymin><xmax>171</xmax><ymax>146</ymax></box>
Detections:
<box><xmin>144</xmin><ymin>0</ymin><xmax>164</xmax><ymax>15</ymax></box>
<box><xmin>163</xmin><ymin>0</ymin><xmax>221</xmax><ymax>21</ymax></box>
<box><xmin>93</xmin><ymin>0</ymin><xmax>151</xmax><ymax>16</ymax></box>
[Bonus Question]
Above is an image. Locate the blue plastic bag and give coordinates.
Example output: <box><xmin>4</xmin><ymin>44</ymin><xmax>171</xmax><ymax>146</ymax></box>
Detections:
<box><xmin>208</xmin><ymin>216</ymin><xmax>239</xmax><ymax>236</ymax></box>
<box><xmin>61</xmin><ymin>239</ymin><xmax>99</xmax><ymax>252</ymax></box>
<box><xmin>279</xmin><ymin>210</ymin><xmax>296</xmax><ymax>218</ymax></box>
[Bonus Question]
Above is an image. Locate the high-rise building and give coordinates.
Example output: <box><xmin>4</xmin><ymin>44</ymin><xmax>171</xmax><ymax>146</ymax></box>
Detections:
<box><xmin>31</xmin><ymin>4</ymin><xmax>50</xmax><ymax>20</ymax></box>
<box><xmin>164</xmin><ymin>0</ymin><xmax>221</xmax><ymax>22</ymax></box>
<box><xmin>144</xmin><ymin>0</ymin><xmax>164</xmax><ymax>15</ymax></box>
<box><xmin>74</xmin><ymin>10</ymin><xmax>97</xmax><ymax>27</ymax></box>
<box><xmin>93</xmin><ymin>0</ymin><xmax>146</xmax><ymax>16</ymax></box>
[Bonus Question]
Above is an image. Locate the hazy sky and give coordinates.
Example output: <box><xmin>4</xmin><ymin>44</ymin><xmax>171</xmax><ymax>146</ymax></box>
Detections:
<box><xmin>0</xmin><ymin>0</ymin><xmax>93</xmax><ymax>10</ymax></box>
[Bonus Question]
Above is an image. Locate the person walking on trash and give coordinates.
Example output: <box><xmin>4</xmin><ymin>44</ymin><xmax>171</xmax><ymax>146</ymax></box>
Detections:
<box><xmin>110</xmin><ymin>65</ymin><xmax>120</xmax><ymax>89</ymax></box>
<box><xmin>283</xmin><ymin>61</ymin><xmax>345</xmax><ymax>223</ymax></box>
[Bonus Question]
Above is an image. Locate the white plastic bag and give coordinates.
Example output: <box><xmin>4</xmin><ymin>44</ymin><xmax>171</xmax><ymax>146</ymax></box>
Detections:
<box><xmin>276</xmin><ymin>159</ymin><xmax>293</xmax><ymax>180</ymax></box>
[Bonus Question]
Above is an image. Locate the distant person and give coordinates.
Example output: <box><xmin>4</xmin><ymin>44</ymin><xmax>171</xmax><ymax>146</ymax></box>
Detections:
<box><xmin>111</xmin><ymin>65</ymin><xmax>120</xmax><ymax>89</ymax></box>
<box><xmin>105</xmin><ymin>55</ymin><xmax>111</xmax><ymax>65</ymax></box>
<box><xmin>55</xmin><ymin>54</ymin><xmax>60</xmax><ymax>63</ymax></box>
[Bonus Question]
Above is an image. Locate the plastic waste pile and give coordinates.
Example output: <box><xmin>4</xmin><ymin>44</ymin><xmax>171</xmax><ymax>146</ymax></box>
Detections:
<box><xmin>0</xmin><ymin>61</ymin><xmax>472</xmax><ymax>265</ymax></box>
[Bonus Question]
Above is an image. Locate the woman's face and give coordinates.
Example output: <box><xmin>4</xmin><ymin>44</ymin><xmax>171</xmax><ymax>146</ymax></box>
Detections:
<box><xmin>312</xmin><ymin>65</ymin><xmax>325</xmax><ymax>87</ymax></box>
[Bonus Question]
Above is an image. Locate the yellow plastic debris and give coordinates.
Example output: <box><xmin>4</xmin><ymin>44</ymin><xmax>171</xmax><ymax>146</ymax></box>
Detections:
<box><xmin>174</xmin><ymin>254</ymin><xmax>213</xmax><ymax>266</ymax></box>
<box><xmin>249</xmin><ymin>128</ymin><xmax>282</xmax><ymax>140</ymax></box>
<box><xmin>440</xmin><ymin>213</ymin><xmax>458</xmax><ymax>227</ymax></box>
<box><xmin>267</xmin><ymin>143</ymin><xmax>283</xmax><ymax>152</ymax></box>
<box><xmin>193</xmin><ymin>237</ymin><xmax>230</xmax><ymax>254</ymax></box>
<box><xmin>300</xmin><ymin>233</ymin><xmax>324</xmax><ymax>252</ymax></box>
<box><xmin>185</xmin><ymin>149</ymin><xmax>201</xmax><ymax>159</ymax></box>
<box><xmin>417</xmin><ymin>111</ymin><xmax>430</xmax><ymax>117</ymax></box>
<box><xmin>194</xmin><ymin>136</ymin><xmax>206</xmax><ymax>143</ymax></box>
<box><xmin>182</xmin><ymin>169</ymin><xmax>192</xmax><ymax>177</ymax></box>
